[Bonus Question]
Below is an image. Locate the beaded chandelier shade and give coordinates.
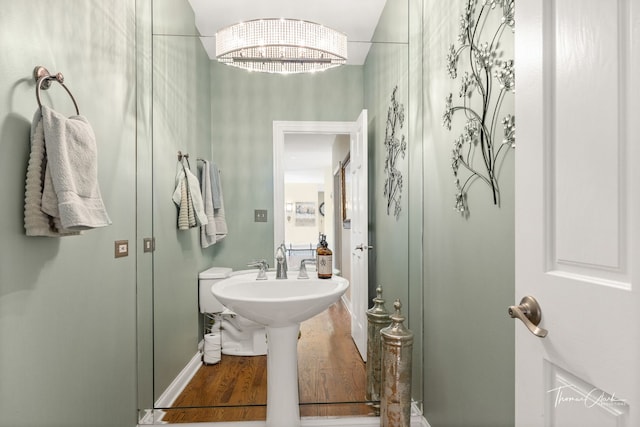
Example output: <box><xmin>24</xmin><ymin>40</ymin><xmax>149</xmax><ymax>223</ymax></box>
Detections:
<box><xmin>215</xmin><ymin>18</ymin><xmax>348</xmax><ymax>74</ymax></box>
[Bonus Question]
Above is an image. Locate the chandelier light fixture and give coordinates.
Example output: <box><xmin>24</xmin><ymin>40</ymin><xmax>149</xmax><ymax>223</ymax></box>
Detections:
<box><xmin>215</xmin><ymin>18</ymin><xmax>348</xmax><ymax>74</ymax></box>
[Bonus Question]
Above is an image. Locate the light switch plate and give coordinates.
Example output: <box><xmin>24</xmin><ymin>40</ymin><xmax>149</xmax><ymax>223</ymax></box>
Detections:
<box><xmin>255</xmin><ymin>209</ymin><xmax>268</xmax><ymax>222</ymax></box>
<box><xmin>143</xmin><ymin>237</ymin><xmax>155</xmax><ymax>253</ymax></box>
<box><xmin>115</xmin><ymin>240</ymin><xmax>129</xmax><ymax>258</ymax></box>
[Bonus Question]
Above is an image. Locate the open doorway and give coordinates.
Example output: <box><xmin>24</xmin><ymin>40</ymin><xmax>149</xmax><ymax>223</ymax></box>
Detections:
<box><xmin>273</xmin><ymin>115</ymin><xmax>369</xmax><ymax>359</ymax></box>
<box><xmin>273</xmin><ymin>121</ymin><xmax>354</xmax><ymax>297</ymax></box>
<box><xmin>280</xmin><ymin>134</ymin><xmax>353</xmax><ymax>297</ymax></box>
<box><xmin>282</xmin><ymin>134</ymin><xmax>335</xmax><ymax>269</ymax></box>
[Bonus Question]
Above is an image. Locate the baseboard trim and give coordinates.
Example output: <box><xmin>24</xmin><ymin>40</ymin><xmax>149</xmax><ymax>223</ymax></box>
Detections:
<box><xmin>139</xmin><ymin>412</ymin><xmax>430</xmax><ymax>427</ymax></box>
<box><xmin>154</xmin><ymin>352</ymin><xmax>203</xmax><ymax>408</ymax></box>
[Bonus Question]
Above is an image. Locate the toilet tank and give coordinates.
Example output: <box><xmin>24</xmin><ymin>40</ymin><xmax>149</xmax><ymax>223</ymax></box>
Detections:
<box><xmin>199</xmin><ymin>267</ymin><xmax>232</xmax><ymax>313</ymax></box>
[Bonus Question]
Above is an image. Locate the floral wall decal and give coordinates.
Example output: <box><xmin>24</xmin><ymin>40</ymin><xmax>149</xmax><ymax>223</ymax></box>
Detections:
<box><xmin>443</xmin><ymin>0</ymin><xmax>515</xmax><ymax>216</ymax></box>
<box><xmin>384</xmin><ymin>86</ymin><xmax>406</xmax><ymax>220</ymax></box>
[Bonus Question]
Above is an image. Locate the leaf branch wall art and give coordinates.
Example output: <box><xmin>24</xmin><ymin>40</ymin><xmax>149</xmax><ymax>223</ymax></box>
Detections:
<box><xmin>384</xmin><ymin>86</ymin><xmax>406</xmax><ymax>220</ymax></box>
<box><xmin>442</xmin><ymin>0</ymin><xmax>515</xmax><ymax>216</ymax></box>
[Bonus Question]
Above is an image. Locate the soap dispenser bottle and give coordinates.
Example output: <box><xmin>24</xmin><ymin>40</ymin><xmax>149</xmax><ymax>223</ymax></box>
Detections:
<box><xmin>317</xmin><ymin>234</ymin><xmax>333</xmax><ymax>279</ymax></box>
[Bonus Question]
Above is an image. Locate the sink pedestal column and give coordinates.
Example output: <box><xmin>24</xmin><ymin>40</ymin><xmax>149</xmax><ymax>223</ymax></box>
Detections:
<box><xmin>265</xmin><ymin>324</ymin><xmax>301</xmax><ymax>427</ymax></box>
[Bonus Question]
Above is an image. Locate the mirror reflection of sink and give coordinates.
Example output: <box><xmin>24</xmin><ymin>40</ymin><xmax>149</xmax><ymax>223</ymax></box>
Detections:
<box><xmin>211</xmin><ymin>272</ymin><xmax>348</xmax><ymax>427</ymax></box>
<box><xmin>211</xmin><ymin>272</ymin><xmax>348</xmax><ymax>327</ymax></box>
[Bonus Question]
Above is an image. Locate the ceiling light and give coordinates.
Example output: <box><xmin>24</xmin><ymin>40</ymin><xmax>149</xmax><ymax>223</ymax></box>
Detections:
<box><xmin>215</xmin><ymin>18</ymin><xmax>348</xmax><ymax>74</ymax></box>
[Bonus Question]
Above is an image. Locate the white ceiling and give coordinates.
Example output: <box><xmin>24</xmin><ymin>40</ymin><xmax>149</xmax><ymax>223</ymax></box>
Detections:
<box><xmin>187</xmin><ymin>0</ymin><xmax>388</xmax><ymax>64</ymax></box>
<box><xmin>284</xmin><ymin>134</ymin><xmax>336</xmax><ymax>184</ymax></box>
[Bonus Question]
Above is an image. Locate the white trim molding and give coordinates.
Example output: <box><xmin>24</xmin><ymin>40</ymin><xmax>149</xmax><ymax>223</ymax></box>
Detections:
<box><xmin>138</xmin><ymin>352</ymin><xmax>203</xmax><ymax>424</ymax></box>
<box><xmin>154</xmin><ymin>352</ymin><xmax>202</xmax><ymax>408</ymax></box>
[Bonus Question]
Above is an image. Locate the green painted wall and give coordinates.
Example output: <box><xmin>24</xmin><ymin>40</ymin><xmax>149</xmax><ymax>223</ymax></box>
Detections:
<box><xmin>0</xmin><ymin>1</ymin><xmax>138</xmax><ymax>426</ymax></box>
<box><xmin>149</xmin><ymin>0</ymin><xmax>217</xmax><ymax>402</ymax></box>
<box><xmin>421</xmin><ymin>1</ymin><xmax>515</xmax><ymax>425</ymax></box>
<box><xmin>209</xmin><ymin>61</ymin><xmax>364</xmax><ymax>270</ymax></box>
<box><xmin>364</xmin><ymin>45</ymin><xmax>410</xmax><ymax>306</ymax></box>
<box><xmin>363</xmin><ymin>0</ymin><xmax>419</xmax><ymax>402</ymax></box>
<box><xmin>151</xmin><ymin>33</ymin><xmax>214</xmax><ymax>401</ymax></box>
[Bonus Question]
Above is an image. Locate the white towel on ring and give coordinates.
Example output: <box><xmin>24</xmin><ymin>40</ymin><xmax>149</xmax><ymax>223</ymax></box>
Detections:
<box><xmin>24</xmin><ymin>109</ymin><xmax>81</xmax><ymax>236</ymax></box>
<box><xmin>172</xmin><ymin>162</ymin><xmax>207</xmax><ymax>229</ymax></box>
<box><xmin>39</xmin><ymin>105</ymin><xmax>111</xmax><ymax>230</ymax></box>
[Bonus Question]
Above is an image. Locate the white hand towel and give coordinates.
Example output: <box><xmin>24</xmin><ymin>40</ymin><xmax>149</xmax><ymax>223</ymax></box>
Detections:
<box><xmin>184</xmin><ymin>166</ymin><xmax>207</xmax><ymax>226</ymax></box>
<box><xmin>177</xmin><ymin>178</ymin><xmax>190</xmax><ymax>230</ymax></box>
<box><xmin>200</xmin><ymin>160</ymin><xmax>217</xmax><ymax>248</ymax></box>
<box><xmin>172</xmin><ymin>163</ymin><xmax>207</xmax><ymax>229</ymax></box>
<box><xmin>39</xmin><ymin>106</ymin><xmax>111</xmax><ymax>230</ymax></box>
<box><xmin>186</xmin><ymin>178</ymin><xmax>196</xmax><ymax>228</ymax></box>
<box><xmin>24</xmin><ymin>109</ymin><xmax>81</xmax><ymax>237</ymax></box>
<box><xmin>210</xmin><ymin>162</ymin><xmax>222</xmax><ymax>209</ymax></box>
<box><xmin>213</xmin><ymin>169</ymin><xmax>228</xmax><ymax>241</ymax></box>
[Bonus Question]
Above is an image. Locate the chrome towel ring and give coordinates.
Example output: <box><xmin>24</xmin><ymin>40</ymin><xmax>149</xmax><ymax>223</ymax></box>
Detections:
<box><xmin>33</xmin><ymin>65</ymin><xmax>80</xmax><ymax>115</ymax></box>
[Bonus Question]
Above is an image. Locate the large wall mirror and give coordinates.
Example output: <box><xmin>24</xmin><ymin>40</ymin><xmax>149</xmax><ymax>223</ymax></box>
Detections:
<box><xmin>138</xmin><ymin>0</ymin><xmax>412</xmax><ymax>423</ymax></box>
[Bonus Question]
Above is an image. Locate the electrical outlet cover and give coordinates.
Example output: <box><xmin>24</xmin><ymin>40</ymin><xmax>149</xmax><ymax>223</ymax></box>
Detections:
<box><xmin>115</xmin><ymin>240</ymin><xmax>129</xmax><ymax>258</ymax></box>
<box><xmin>255</xmin><ymin>209</ymin><xmax>268</xmax><ymax>222</ymax></box>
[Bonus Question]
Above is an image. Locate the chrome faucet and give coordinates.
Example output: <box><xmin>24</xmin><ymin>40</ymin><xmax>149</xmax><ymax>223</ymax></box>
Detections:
<box><xmin>275</xmin><ymin>243</ymin><xmax>288</xmax><ymax>279</ymax></box>
<box><xmin>297</xmin><ymin>258</ymin><xmax>316</xmax><ymax>279</ymax></box>
<box><xmin>247</xmin><ymin>259</ymin><xmax>269</xmax><ymax>280</ymax></box>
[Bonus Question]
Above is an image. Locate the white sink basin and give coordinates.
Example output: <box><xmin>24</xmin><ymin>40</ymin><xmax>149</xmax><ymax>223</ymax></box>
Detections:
<box><xmin>211</xmin><ymin>271</ymin><xmax>349</xmax><ymax>427</ymax></box>
<box><xmin>211</xmin><ymin>272</ymin><xmax>348</xmax><ymax>327</ymax></box>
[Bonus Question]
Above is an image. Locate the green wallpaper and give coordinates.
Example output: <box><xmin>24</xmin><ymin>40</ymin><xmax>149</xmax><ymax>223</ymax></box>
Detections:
<box><xmin>364</xmin><ymin>43</ymin><xmax>410</xmax><ymax>311</ymax></box>
<box><xmin>151</xmin><ymin>33</ymin><xmax>215</xmax><ymax>401</ymax></box>
<box><xmin>421</xmin><ymin>0</ymin><xmax>515</xmax><ymax>425</ymax></box>
<box><xmin>364</xmin><ymin>0</ymin><xmax>418</xmax><ymax>404</ymax></box>
<box><xmin>0</xmin><ymin>1</ymin><xmax>138</xmax><ymax>426</ymax></box>
<box><xmin>208</xmin><ymin>61</ymin><xmax>364</xmax><ymax>270</ymax></box>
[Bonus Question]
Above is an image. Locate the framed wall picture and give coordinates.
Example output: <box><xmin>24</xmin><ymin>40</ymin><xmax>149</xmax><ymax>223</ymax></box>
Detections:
<box><xmin>295</xmin><ymin>201</ymin><xmax>316</xmax><ymax>226</ymax></box>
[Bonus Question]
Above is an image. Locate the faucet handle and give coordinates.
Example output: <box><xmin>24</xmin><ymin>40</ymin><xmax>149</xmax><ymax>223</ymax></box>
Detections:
<box><xmin>247</xmin><ymin>259</ymin><xmax>268</xmax><ymax>280</ymax></box>
<box><xmin>248</xmin><ymin>259</ymin><xmax>268</xmax><ymax>268</ymax></box>
<box><xmin>298</xmin><ymin>263</ymin><xmax>309</xmax><ymax>279</ymax></box>
<box><xmin>297</xmin><ymin>259</ymin><xmax>316</xmax><ymax>279</ymax></box>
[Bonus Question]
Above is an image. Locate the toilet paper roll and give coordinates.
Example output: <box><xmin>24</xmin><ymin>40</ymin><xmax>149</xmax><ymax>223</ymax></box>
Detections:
<box><xmin>203</xmin><ymin>333</ymin><xmax>221</xmax><ymax>364</ymax></box>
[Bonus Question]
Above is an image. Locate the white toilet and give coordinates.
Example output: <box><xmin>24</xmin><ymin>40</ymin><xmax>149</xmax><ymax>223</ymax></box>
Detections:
<box><xmin>198</xmin><ymin>267</ymin><xmax>268</xmax><ymax>358</ymax></box>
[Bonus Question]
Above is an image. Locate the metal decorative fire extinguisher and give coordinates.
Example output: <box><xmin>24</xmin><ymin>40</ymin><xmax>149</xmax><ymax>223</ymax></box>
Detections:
<box><xmin>380</xmin><ymin>299</ymin><xmax>413</xmax><ymax>427</ymax></box>
<box><xmin>366</xmin><ymin>287</ymin><xmax>391</xmax><ymax>413</ymax></box>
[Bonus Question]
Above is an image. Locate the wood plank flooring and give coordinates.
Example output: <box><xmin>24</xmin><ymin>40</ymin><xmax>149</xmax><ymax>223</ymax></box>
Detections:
<box><xmin>161</xmin><ymin>300</ymin><xmax>375</xmax><ymax>423</ymax></box>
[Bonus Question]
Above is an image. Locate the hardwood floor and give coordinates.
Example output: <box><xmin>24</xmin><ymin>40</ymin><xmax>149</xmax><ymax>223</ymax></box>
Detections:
<box><xmin>161</xmin><ymin>300</ymin><xmax>375</xmax><ymax>423</ymax></box>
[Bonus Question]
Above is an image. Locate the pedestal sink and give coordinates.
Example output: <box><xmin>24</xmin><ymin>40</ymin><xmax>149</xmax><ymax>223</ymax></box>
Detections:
<box><xmin>211</xmin><ymin>271</ymin><xmax>349</xmax><ymax>427</ymax></box>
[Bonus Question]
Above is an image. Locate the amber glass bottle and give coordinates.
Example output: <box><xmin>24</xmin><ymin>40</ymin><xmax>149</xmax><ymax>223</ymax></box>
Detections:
<box><xmin>317</xmin><ymin>235</ymin><xmax>333</xmax><ymax>279</ymax></box>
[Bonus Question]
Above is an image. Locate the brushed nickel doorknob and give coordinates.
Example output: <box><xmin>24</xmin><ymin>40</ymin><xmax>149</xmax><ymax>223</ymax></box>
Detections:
<box><xmin>508</xmin><ymin>296</ymin><xmax>548</xmax><ymax>338</ymax></box>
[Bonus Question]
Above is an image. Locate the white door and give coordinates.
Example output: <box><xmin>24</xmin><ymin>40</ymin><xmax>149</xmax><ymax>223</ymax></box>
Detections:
<box><xmin>515</xmin><ymin>1</ymin><xmax>639</xmax><ymax>426</ymax></box>
<box><xmin>350</xmin><ymin>109</ymin><xmax>369</xmax><ymax>361</ymax></box>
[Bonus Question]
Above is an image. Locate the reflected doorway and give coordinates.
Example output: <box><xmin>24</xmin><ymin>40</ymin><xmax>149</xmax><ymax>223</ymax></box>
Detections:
<box><xmin>273</xmin><ymin>121</ymin><xmax>357</xmax><ymax>317</ymax></box>
<box><xmin>273</xmin><ymin>116</ymin><xmax>369</xmax><ymax>358</ymax></box>
<box><xmin>282</xmin><ymin>133</ymin><xmax>348</xmax><ymax>278</ymax></box>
